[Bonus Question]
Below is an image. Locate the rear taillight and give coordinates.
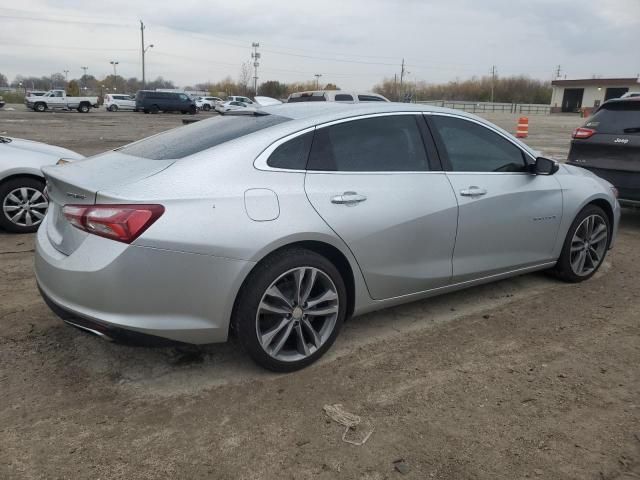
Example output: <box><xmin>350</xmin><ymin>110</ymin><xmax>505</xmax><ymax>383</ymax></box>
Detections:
<box><xmin>572</xmin><ymin>127</ymin><xmax>596</xmax><ymax>139</ymax></box>
<box><xmin>63</xmin><ymin>204</ymin><xmax>164</xmax><ymax>243</ymax></box>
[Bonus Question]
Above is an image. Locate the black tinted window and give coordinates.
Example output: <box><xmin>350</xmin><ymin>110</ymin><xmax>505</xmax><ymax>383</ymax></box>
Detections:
<box><xmin>358</xmin><ymin>95</ymin><xmax>386</xmax><ymax>102</ymax></box>
<box><xmin>267</xmin><ymin>132</ymin><xmax>313</xmax><ymax>169</ymax></box>
<box><xmin>586</xmin><ymin>101</ymin><xmax>640</xmax><ymax>135</ymax></box>
<box><xmin>432</xmin><ymin>116</ymin><xmax>526</xmax><ymax>172</ymax></box>
<box><xmin>334</xmin><ymin>94</ymin><xmax>354</xmax><ymax>101</ymax></box>
<box><xmin>118</xmin><ymin>115</ymin><xmax>290</xmax><ymax>160</ymax></box>
<box><xmin>308</xmin><ymin>115</ymin><xmax>429</xmax><ymax>172</ymax></box>
<box><xmin>288</xmin><ymin>94</ymin><xmax>326</xmax><ymax>103</ymax></box>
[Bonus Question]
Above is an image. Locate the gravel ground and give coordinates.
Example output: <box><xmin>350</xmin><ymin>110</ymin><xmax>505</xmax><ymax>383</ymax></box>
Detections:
<box><xmin>0</xmin><ymin>105</ymin><xmax>638</xmax><ymax>480</ymax></box>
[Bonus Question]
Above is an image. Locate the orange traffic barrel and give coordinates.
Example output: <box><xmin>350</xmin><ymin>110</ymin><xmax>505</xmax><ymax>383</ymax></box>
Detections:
<box><xmin>516</xmin><ymin>117</ymin><xmax>529</xmax><ymax>138</ymax></box>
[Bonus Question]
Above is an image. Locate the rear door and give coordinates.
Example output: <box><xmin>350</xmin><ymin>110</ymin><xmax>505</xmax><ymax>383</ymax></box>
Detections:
<box><xmin>428</xmin><ymin>114</ymin><xmax>562</xmax><ymax>282</ymax></box>
<box><xmin>304</xmin><ymin>113</ymin><xmax>459</xmax><ymax>300</ymax></box>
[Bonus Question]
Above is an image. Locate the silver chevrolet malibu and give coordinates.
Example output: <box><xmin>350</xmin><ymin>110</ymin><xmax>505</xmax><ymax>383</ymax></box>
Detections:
<box><xmin>35</xmin><ymin>103</ymin><xmax>620</xmax><ymax>371</ymax></box>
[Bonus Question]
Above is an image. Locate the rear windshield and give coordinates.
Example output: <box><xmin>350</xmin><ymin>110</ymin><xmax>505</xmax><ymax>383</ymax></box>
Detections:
<box><xmin>117</xmin><ymin>114</ymin><xmax>290</xmax><ymax>160</ymax></box>
<box><xmin>586</xmin><ymin>101</ymin><xmax>640</xmax><ymax>135</ymax></box>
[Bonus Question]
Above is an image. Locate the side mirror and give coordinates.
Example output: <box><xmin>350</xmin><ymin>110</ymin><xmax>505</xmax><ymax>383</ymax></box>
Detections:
<box><xmin>530</xmin><ymin>157</ymin><xmax>560</xmax><ymax>175</ymax></box>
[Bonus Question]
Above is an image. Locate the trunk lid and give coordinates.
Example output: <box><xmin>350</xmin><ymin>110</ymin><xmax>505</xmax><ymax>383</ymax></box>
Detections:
<box><xmin>42</xmin><ymin>152</ymin><xmax>174</xmax><ymax>255</ymax></box>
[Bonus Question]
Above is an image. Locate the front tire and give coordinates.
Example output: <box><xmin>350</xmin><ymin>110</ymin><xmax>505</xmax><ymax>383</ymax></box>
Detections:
<box><xmin>0</xmin><ymin>177</ymin><xmax>48</xmax><ymax>233</ymax></box>
<box><xmin>34</xmin><ymin>102</ymin><xmax>46</xmax><ymax>112</ymax></box>
<box><xmin>552</xmin><ymin>204</ymin><xmax>610</xmax><ymax>283</ymax></box>
<box><xmin>233</xmin><ymin>248</ymin><xmax>347</xmax><ymax>372</ymax></box>
<box><xmin>203</xmin><ymin>104</ymin><xmax>211</xmax><ymax>111</ymax></box>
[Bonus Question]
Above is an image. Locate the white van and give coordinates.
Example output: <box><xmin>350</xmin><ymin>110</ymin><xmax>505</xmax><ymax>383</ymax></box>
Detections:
<box><xmin>287</xmin><ymin>90</ymin><xmax>389</xmax><ymax>103</ymax></box>
<box><xmin>105</xmin><ymin>94</ymin><xmax>136</xmax><ymax>112</ymax></box>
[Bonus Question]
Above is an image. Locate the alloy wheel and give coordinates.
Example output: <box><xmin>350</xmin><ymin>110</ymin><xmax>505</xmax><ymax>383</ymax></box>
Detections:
<box><xmin>256</xmin><ymin>267</ymin><xmax>339</xmax><ymax>362</ymax></box>
<box><xmin>2</xmin><ymin>187</ymin><xmax>48</xmax><ymax>228</ymax></box>
<box><xmin>570</xmin><ymin>214</ymin><xmax>608</xmax><ymax>276</ymax></box>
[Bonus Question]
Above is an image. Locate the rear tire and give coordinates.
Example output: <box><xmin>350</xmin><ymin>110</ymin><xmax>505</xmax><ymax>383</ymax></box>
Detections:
<box><xmin>78</xmin><ymin>103</ymin><xmax>90</xmax><ymax>113</ymax></box>
<box><xmin>233</xmin><ymin>248</ymin><xmax>347</xmax><ymax>372</ymax></box>
<box><xmin>111</xmin><ymin>105</ymin><xmax>118</xmax><ymax>112</ymax></box>
<box><xmin>203</xmin><ymin>104</ymin><xmax>211</xmax><ymax>111</ymax></box>
<box><xmin>0</xmin><ymin>177</ymin><xmax>48</xmax><ymax>234</ymax></box>
<box><xmin>551</xmin><ymin>204</ymin><xmax>610</xmax><ymax>283</ymax></box>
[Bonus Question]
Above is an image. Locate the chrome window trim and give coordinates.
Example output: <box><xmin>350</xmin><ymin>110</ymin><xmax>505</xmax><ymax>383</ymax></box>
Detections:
<box><xmin>424</xmin><ymin>111</ymin><xmax>538</xmax><ymax>168</ymax></box>
<box><xmin>254</xmin><ymin>112</ymin><xmax>430</xmax><ymax>173</ymax></box>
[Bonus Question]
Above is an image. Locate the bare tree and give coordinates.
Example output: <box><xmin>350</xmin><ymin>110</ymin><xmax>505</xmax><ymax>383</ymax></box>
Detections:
<box><xmin>238</xmin><ymin>62</ymin><xmax>252</xmax><ymax>96</ymax></box>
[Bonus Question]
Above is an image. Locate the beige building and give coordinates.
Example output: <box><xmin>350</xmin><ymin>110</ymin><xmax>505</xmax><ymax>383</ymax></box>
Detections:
<box><xmin>550</xmin><ymin>77</ymin><xmax>640</xmax><ymax>113</ymax></box>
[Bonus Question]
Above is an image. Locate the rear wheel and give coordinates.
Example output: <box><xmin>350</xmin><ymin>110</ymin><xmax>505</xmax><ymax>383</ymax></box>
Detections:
<box><xmin>189</xmin><ymin>105</ymin><xmax>197</xmax><ymax>115</ymax></box>
<box><xmin>111</xmin><ymin>104</ymin><xmax>118</xmax><ymax>112</ymax></box>
<box><xmin>0</xmin><ymin>177</ymin><xmax>48</xmax><ymax>233</ymax></box>
<box><xmin>78</xmin><ymin>103</ymin><xmax>90</xmax><ymax>113</ymax></box>
<box><xmin>203</xmin><ymin>104</ymin><xmax>211</xmax><ymax>111</ymax></box>
<box><xmin>552</xmin><ymin>204</ymin><xmax>610</xmax><ymax>283</ymax></box>
<box><xmin>233</xmin><ymin>248</ymin><xmax>347</xmax><ymax>372</ymax></box>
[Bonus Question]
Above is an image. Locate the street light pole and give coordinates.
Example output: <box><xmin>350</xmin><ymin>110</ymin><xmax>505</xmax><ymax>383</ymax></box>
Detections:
<box><xmin>81</xmin><ymin>66</ymin><xmax>88</xmax><ymax>91</ymax></box>
<box><xmin>63</xmin><ymin>70</ymin><xmax>69</xmax><ymax>82</ymax></box>
<box><xmin>314</xmin><ymin>74</ymin><xmax>322</xmax><ymax>89</ymax></box>
<box><xmin>110</xmin><ymin>61</ymin><xmax>119</xmax><ymax>91</ymax></box>
<box><xmin>140</xmin><ymin>21</ymin><xmax>153</xmax><ymax>88</ymax></box>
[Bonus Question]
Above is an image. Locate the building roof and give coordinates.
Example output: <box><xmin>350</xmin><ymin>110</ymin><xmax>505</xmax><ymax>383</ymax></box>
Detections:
<box><xmin>551</xmin><ymin>77</ymin><xmax>640</xmax><ymax>87</ymax></box>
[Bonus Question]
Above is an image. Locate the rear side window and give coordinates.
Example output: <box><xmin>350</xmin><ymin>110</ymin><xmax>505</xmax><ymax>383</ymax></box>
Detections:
<box><xmin>431</xmin><ymin>115</ymin><xmax>526</xmax><ymax>172</ymax></box>
<box><xmin>308</xmin><ymin>115</ymin><xmax>429</xmax><ymax>172</ymax></box>
<box><xmin>267</xmin><ymin>132</ymin><xmax>313</xmax><ymax>169</ymax></box>
<box><xmin>118</xmin><ymin>114</ymin><xmax>290</xmax><ymax>160</ymax></box>
<box><xmin>334</xmin><ymin>94</ymin><xmax>354</xmax><ymax>101</ymax></box>
<box><xmin>586</xmin><ymin>102</ymin><xmax>640</xmax><ymax>135</ymax></box>
<box><xmin>358</xmin><ymin>95</ymin><xmax>386</xmax><ymax>102</ymax></box>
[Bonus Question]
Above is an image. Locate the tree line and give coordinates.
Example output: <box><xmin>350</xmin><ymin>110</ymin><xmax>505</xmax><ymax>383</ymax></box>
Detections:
<box><xmin>373</xmin><ymin>75</ymin><xmax>552</xmax><ymax>104</ymax></box>
<box><xmin>2</xmin><ymin>70</ymin><xmax>551</xmax><ymax>104</ymax></box>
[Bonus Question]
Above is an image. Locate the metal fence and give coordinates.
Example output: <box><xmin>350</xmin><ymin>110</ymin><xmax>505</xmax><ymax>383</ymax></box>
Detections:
<box><xmin>414</xmin><ymin>100</ymin><xmax>551</xmax><ymax>115</ymax></box>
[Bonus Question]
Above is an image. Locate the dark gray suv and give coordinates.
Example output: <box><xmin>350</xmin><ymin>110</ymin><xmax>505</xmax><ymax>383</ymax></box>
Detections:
<box><xmin>568</xmin><ymin>98</ymin><xmax>640</xmax><ymax>206</ymax></box>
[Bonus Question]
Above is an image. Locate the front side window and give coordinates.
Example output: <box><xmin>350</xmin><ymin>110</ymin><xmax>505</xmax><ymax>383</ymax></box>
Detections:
<box><xmin>431</xmin><ymin>115</ymin><xmax>526</xmax><ymax>172</ymax></box>
<box><xmin>267</xmin><ymin>132</ymin><xmax>313</xmax><ymax>169</ymax></box>
<box><xmin>358</xmin><ymin>95</ymin><xmax>386</xmax><ymax>102</ymax></box>
<box><xmin>179</xmin><ymin>94</ymin><xmax>189</xmax><ymax>101</ymax></box>
<box><xmin>308</xmin><ymin>115</ymin><xmax>429</xmax><ymax>172</ymax></box>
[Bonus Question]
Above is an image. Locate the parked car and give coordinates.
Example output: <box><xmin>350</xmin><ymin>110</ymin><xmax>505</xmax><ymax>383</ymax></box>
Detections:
<box><xmin>35</xmin><ymin>103</ymin><xmax>619</xmax><ymax>372</ymax></box>
<box><xmin>105</xmin><ymin>94</ymin><xmax>136</xmax><ymax>112</ymax></box>
<box><xmin>227</xmin><ymin>95</ymin><xmax>255</xmax><ymax>105</ymax></box>
<box><xmin>195</xmin><ymin>96</ymin><xmax>223</xmax><ymax>111</ymax></box>
<box><xmin>135</xmin><ymin>90</ymin><xmax>197</xmax><ymax>114</ymax></box>
<box><xmin>0</xmin><ymin>96</ymin><xmax>4</xmax><ymax>109</ymax></box>
<box><xmin>0</xmin><ymin>136</ymin><xmax>83</xmax><ymax>233</ymax></box>
<box><xmin>215</xmin><ymin>100</ymin><xmax>255</xmax><ymax>114</ymax></box>
<box><xmin>287</xmin><ymin>90</ymin><xmax>389</xmax><ymax>103</ymax></box>
<box><xmin>567</xmin><ymin>97</ymin><xmax>640</xmax><ymax>206</ymax></box>
<box><xmin>620</xmin><ymin>92</ymin><xmax>640</xmax><ymax>99</ymax></box>
<box><xmin>25</xmin><ymin>90</ymin><xmax>99</xmax><ymax>113</ymax></box>
<box><xmin>255</xmin><ymin>96</ymin><xmax>283</xmax><ymax>106</ymax></box>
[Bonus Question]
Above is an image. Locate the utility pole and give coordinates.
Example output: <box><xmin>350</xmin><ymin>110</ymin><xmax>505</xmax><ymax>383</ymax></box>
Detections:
<box><xmin>140</xmin><ymin>21</ymin><xmax>154</xmax><ymax>88</ymax></box>
<box><xmin>63</xmin><ymin>70</ymin><xmax>69</xmax><ymax>82</ymax></box>
<box><xmin>314</xmin><ymin>73</ymin><xmax>322</xmax><ymax>89</ymax></box>
<box><xmin>490</xmin><ymin>65</ymin><xmax>497</xmax><ymax>103</ymax></box>
<box><xmin>251</xmin><ymin>42</ymin><xmax>261</xmax><ymax>95</ymax></box>
<box><xmin>555</xmin><ymin>64</ymin><xmax>562</xmax><ymax>79</ymax></box>
<box><xmin>399</xmin><ymin>58</ymin><xmax>406</xmax><ymax>101</ymax></box>
<box><xmin>80</xmin><ymin>66</ymin><xmax>88</xmax><ymax>91</ymax></box>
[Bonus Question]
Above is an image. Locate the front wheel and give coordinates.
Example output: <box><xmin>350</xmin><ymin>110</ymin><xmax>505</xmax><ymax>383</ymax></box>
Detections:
<box><xmin>552</xmin><ymin>204</ymin><xmax>610</xmax><ymax>283</ymax></box>
<box><xmin>0</xmin><ymin>177</ymin><xmax>49</xmax><ymax>233</ymax></box>
<box><xmin>233</xmin><ymin>249</ymin><xmax>347</xmax><ymax>372</ymax></box>
<box><xmin>203</xmin><ymin>104</ymin><xmax>211</xmax><ymax>111</ymax></box>
<box><xmin>34</xmin><ymin>103</ymin><xmax>46</xmax><ymax>112</ymax></box>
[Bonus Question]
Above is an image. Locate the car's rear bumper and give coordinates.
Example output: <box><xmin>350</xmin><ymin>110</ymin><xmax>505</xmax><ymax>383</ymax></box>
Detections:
<box><xmin>35</xmin><ymin>215</ymin><xmax>253</xmax><ymax>345</ymax></box>
<box><xmin>572</xmin><ymin>165</ymin><xmax>640</xmax><ymax>203</ymax></box>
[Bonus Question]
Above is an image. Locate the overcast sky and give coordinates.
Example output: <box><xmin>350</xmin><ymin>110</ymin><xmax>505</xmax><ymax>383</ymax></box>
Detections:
<box><xmin>1</xmin><ymin>0</ymin><xmax>639</xmax><ymax>90</ymax></box>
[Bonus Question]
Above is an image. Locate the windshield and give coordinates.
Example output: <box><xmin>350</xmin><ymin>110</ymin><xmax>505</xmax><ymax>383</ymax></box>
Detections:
<box><xmin>117</xmin><ymin>114</ymin><xmax>291</xmax><ymax>160</ymax></box>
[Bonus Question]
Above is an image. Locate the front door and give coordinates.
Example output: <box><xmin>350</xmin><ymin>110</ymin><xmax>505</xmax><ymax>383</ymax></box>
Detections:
<box><xmin>304</xmin><ymin>113</ymin><xmax>459</xmax><ymax>300</ymax></box>
<box><xmin>428</xmin><ymin>114</ymin><xmax>562</xmax><ymax>282</ymax></box>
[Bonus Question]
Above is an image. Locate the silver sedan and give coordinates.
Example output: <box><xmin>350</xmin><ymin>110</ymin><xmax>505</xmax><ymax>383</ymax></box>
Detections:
<box><xmin>35</xmin><ymin>103</ymin><xmax>620</xmax><ymax>371</ymax></box>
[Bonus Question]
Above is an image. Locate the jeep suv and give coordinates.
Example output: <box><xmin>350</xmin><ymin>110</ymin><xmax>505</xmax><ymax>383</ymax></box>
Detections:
<box><xmin>567</xmin><ymin>98</ymin><xmax>640</xmax><ymax>206</ymax></box>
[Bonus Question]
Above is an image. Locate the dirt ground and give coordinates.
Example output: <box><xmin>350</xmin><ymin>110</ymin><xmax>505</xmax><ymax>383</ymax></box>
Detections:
<box><xmin>1</xmin><ymin>105</ymin><xmax>639</xmax><ymax>480</ymax></box>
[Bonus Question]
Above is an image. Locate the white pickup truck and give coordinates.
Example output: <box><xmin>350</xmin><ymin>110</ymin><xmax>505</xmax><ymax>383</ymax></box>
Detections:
<box><xmin>25</xmin><ymin>90</ymin><xmax>99</xmax><ymax>113</ymax></box>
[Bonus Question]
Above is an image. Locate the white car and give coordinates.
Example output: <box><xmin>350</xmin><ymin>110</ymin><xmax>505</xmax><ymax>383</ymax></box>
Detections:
<box><xmin>287</xmin><ymin>90</ymin><xmax>389</xmax><ymax>103</ymax></box>
<box><xmin>105</xmin><ymin>94</ymin><xmax>136</xmax><ymax>112</ymax></box>
<box><xmin>215</xmin><ymin>100</ymin><xmax>256</xmax><ymax>114</ymax></box>
<box><xmin>0</xmin><ymin>136</ymin><xmax>83</xmax><ymax>233</ymax></box>
<box><xmin>620</xmin><ymin>91</ymin><xmax>640</xmax><ymax>99</ymax></box>
<box><xmin>254</xmin><ymin>96</ymin><xmax>283</xmax><ymax>106</ymax></box>
<box><xmin>227</xmin><ymin>95</ymin><xmax>255</xmax><ymax>105</ymax></box>
<box><xmin>195</xmin><ymin>97</ymin><xmax>223</xmax><ymax>111</ymax></box>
